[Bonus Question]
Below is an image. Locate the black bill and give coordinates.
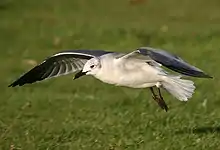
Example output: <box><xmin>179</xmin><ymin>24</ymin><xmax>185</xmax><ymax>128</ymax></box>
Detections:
<box><xmin>74</xmin><ymin>70</ymin><xmax>87</xmax><ymax>80</ymax></box>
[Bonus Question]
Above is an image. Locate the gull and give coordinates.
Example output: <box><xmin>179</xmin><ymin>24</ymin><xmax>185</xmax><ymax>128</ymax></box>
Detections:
<box><xmin>8</xmin><ymin>47</ymin><xmax>212</xmax><ymax>111</ymax></box>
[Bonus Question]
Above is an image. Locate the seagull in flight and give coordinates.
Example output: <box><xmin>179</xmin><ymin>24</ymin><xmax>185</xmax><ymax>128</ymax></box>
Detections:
<box><xmin>8</xmin><ymin>47</ymin><xmax>212</xmax><ymax>111</ymax></box>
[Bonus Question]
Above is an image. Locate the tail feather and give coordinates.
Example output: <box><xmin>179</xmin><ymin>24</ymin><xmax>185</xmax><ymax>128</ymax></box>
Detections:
<box><xmin>162</xmin><ymin>76</ymin><xmax>195</xmax><ymax>101</ymax></box>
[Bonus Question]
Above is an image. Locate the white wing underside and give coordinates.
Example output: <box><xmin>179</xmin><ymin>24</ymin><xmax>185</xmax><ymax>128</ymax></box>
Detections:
<box><xmin>45</xmin><ymin>58</ymin><xmax>88</xmax><ymax>79</ymax></box>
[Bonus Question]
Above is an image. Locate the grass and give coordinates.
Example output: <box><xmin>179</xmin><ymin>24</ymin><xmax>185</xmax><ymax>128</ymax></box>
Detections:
<box><xmin>1</xmin><ymin>0</ymin><xmax>220</xmax><ymax>149</ymax></box>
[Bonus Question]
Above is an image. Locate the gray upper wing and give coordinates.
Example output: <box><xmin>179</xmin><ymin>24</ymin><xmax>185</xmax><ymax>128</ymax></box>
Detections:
<box><xmin>9</xmin><ymin>49</ymin><xmax>112</xmax><ymax>87</ymax></box>
<box><xmin>137</xmin><ymin>47</ymin><xmax>212</xmax><ymax>78</ymax></box>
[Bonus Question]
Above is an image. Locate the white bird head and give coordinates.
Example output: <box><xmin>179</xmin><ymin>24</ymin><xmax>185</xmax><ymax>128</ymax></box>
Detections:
<box><xmin>83</xmin><ymin>58</ymin><xmax>101</xmax><ymax>75</ymax></box>
<box><xmin>74</xmin><ymin>57</ymin><xmax>101</xmax><ymax>79</ymax></box>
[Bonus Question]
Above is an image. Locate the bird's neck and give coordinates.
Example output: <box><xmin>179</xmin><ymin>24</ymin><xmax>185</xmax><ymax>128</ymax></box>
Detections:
<box><xmin>93</xmin><ymin>58</ymin><xmax>119</xmax><ymax>85</ymax></box>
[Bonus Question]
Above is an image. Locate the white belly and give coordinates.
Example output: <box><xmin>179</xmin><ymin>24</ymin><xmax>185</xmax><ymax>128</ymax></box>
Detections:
<box><xmin>115</xmin><ymin>67</ymin><xmax>162</xmax><ymax>88</ymax></box>
<box><xmin>94</xmin><ymin>59</ymin><xmax>164</xmax><ymax>89</ymax></box>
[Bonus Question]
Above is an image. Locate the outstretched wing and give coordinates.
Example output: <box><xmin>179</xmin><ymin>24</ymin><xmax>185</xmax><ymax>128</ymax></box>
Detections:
<box><xmin>118</xmin><ymin>47</ymin><xmax>212</xmax><ymax>78</ymax></box>
<box><xmin>137</xmin><ymin>47</ymin><xmax>212</xmax><ymax>78</ymax></box>
<box><xmin>8</xmin><ymin>49</ymin><xmax>112</xmax><ymax>87</ymax></box>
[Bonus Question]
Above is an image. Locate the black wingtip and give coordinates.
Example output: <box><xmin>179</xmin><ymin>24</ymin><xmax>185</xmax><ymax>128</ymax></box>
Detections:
<box><xmin>8</xmin><ymin>84</ymin><xmax>13</xmax><ymax>87</ymax></box>
<box><xmin>204</xmin><ymin>75</ymin><xmax>213</xmax><ymax>79</ymax></box>
<box><xmin>194</xmin><ymin>73</ymin><xmax>213</xmax><ymax>79</ymax></box>
<box><xmin>205</xmin><ymin>73</ymin><xmax>214</xmax><ymax>78</ymax></box>
<box><xmin>8</xmin><ymin>80</ymin><xmax>25</xmax><ymax>87</ymax></box>
<box><xmin>8</xmin><ymin>82</ymin><xmax>16</xmax><ymax>87</ymax></box>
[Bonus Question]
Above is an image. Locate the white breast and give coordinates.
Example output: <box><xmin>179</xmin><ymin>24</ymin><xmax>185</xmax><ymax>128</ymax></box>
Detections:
<box><xmin>93</xmin><ymin>56</ymin><xmax>165</xmax><ymax>88</ymax></box>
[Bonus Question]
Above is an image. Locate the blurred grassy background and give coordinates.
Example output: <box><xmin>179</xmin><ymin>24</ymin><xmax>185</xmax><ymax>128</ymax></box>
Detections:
<box><xmin>1</xmin><ymin>0</ymin><xmax>220</xmax><ymax>149</ymax></box>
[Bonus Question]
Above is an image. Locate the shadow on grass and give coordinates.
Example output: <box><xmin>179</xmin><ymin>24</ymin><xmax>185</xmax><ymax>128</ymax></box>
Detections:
<box><xmin>176</xmin><ymin>126</ymin><xmax>220</xmax><ymax>134</ymax></box>
<box><xmin>0</xmin><ymin>4</ymin><xmax>8</xmax><ymax>10</ymax></box>
<box><xmin>0</xmin><ymin>1</ymin><xmax>12</xmax><ymax>10</ymax></box>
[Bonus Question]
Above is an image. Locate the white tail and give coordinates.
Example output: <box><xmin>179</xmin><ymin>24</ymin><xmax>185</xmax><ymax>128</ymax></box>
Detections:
<box><xmin>162</xmin><ymin>76</ymin><xmax>195</xmax><ymax>101</ymax></box>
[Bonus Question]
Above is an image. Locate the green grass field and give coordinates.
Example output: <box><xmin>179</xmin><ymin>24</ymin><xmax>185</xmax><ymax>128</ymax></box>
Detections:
<box><xmin>1</xmin><ymin>0</ymin><xmax>220</xmax><ymax>149</ymax></box>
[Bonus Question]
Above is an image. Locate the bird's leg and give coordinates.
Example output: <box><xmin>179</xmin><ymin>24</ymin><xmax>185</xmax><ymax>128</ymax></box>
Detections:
<box><xmin>150</xmin><ymin>87</ymin><xmax>157</xmax><ymax>99</ymax></box>
<box><xmin>150</xmin><ymin>87</ymin><xmax>168</xmax><ymax>112</ymax></box>
<box><xmin>157</xmin><ymin>88</ymin><xmax>168</xmax><ymax>112</ymax></box>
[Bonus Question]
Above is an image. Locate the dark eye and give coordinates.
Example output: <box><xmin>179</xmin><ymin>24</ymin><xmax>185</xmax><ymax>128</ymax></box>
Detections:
<box><xmin>90</xmin><ymin>65</ymin><xmax>95</xmax><ymax>68</ymax></box>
